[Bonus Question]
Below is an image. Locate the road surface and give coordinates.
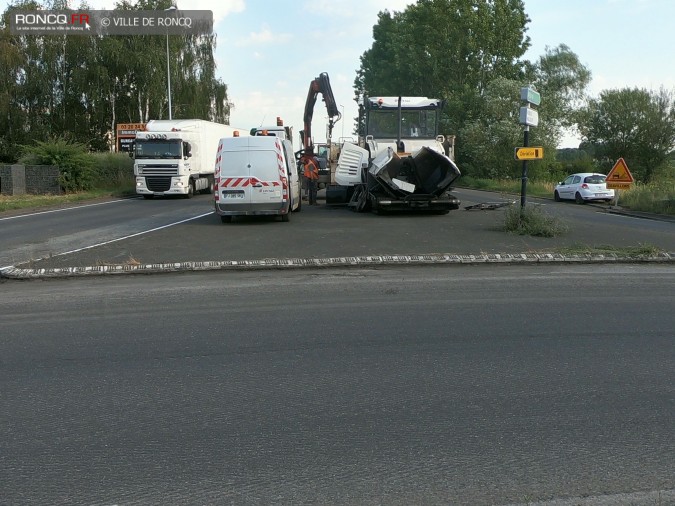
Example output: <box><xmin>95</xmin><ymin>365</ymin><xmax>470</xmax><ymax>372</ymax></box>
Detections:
<box><xmin>2</xmin><ymin>265</ymin><xmax>673</xmax><ymax>505</ymax></box>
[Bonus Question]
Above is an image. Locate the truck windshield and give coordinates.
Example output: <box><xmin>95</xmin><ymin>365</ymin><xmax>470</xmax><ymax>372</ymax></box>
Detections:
<box><xmin>367</xmin><ymin>109</ymin><xmax>438</xmax><ymax>139</ymax></box>
<box><xmin>134</xmin><ymin>140</ymin><xmax>182</xmax><ymax>159</ymax></box>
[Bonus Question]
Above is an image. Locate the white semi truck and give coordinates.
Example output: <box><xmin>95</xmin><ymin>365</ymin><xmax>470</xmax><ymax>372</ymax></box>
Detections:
<box><xmin>132</xmin><ymin>119</ymin><xmax>247</xmax><ymax>199</ymax></box>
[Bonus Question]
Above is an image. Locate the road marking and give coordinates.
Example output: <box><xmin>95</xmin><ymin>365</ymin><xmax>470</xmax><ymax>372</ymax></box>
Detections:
<box><xmin>0</xmin><ymin>198</ymin><xmax>137</xmax><ymax>222</ymax></box>
<box><xmin>51</xmin><ymin>211</ymin><xmax>215</xmax><ymax>258</ymax></box>
<box><xmin>0</xmin><ymin>211</ymin><xmax>214</xmax><ymax>271</ymax></box>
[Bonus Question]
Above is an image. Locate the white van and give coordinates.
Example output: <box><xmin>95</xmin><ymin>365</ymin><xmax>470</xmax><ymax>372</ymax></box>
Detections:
<box><xmin>214</xmin><ymin>136</ymin><xmax>301</xmax><ymax>222</ymax></box>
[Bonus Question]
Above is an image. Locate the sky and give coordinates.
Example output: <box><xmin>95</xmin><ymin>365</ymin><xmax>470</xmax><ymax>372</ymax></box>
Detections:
<box><xmin>3</xmin><ymin>0</ymin><xmax>675</xmax><ymax>148</ymax></box>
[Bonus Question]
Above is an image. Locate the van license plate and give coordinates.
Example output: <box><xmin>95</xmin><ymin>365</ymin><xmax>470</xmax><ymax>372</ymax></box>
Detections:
<box><xmin>223</xmin><ymin>191</ymin><xmax>244</xmax><ymax>199</ymax></box>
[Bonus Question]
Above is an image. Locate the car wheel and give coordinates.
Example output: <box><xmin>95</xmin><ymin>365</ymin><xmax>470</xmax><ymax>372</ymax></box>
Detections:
<box><xmin>575</xmin><ymin>192</ymin><xmax>585</xmax><ymax>204</ymax></box>
<box><xmin>554</xmin><ymin>191</ymin><xmax>561</xmax><ymax>202</ymax></box>
<box><xmin>220</xmin><ymin>215</ymin><xmax>232</xmax><ymax>223</ymax></box>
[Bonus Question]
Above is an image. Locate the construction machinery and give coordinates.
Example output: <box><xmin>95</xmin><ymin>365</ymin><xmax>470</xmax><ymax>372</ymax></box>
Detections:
<box><xmin>329</xmin><ymin>96</ymin><xmax>461</xmax><ymax>213</ymax></box>
<box><xmin>298</xmin><ymin>72</ymin><xmax>461</xmax><ymax>214</ymax></box>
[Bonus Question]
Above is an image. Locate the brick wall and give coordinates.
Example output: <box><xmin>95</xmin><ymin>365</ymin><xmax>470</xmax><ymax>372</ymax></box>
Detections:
<box><xmin>0</xmin><ymin>165</ymin><xmax>61</xmax><ymax>195</ymax></box>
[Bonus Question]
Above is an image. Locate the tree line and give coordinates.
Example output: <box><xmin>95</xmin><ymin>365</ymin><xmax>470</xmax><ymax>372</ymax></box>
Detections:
<box><xmin>354</xmin><ymin>0</ymin><xmax>674</xmax><ymax>183</ymax></box>
<box><xmin>0</xmin><ymin>0</ymin><xmax>231</xmax><ymax>162</ymax></box>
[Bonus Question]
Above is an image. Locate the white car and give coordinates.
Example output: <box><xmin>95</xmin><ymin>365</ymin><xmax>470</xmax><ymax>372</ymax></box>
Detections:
<box><xmin>554</xmin><ymin>173</ymin><xmax>615</xmax><ymax>204</ymax></box>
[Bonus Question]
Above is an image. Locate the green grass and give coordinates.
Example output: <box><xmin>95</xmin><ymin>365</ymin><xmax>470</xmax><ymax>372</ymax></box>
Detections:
<box><xmin>618</xmin><ymin>182</ymin><xmax>675</xmax><ymax>215</ymax></box>
<box><xmin>556</xmin><ymin>243</ymin><xmax>664</xmax><ymax>257</ymax></box>
<box><xmin>503</xmin><ymin>204</ymin><xmax>569</xmax><ymax>237</ymax></box>
<box><xmin>0</xmin><ymin>186</ymin><xmax>135</xmax><ymax>213</ymax></box>
<box><xmin>459</xmin><ymin>176</ymin><xmax>675</xmax><ymax>215</ymax></box>
<box><xmin>458</xmin><ymin>176</ymin><xmax>555</xmax><ymax>199</ymax></box>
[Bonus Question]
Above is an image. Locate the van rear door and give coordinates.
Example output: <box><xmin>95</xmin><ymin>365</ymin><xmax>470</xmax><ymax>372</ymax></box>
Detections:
<box><xmin>248</xmin><ymin>148</ymin><xmax>287</xmax><ymax>209</ymax></box>
<box><xmin>218</xmin><ymin>148</ymin><xmax>251</xmax><ymax>206</ymax></box>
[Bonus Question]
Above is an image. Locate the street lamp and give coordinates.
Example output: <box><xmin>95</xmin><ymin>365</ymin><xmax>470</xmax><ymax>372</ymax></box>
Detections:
<box><xmin>164</xmin><ymin>5</ymin><xmax>177</xmax><ymax>120</ymax></box>
<box><xmin>340</xmin><ymin>104</ymin><xmax>344</xmax><ymax>139</ymax></box>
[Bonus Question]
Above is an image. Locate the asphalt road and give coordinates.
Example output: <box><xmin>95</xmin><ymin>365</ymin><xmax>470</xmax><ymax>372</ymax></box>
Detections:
<box><xmin>1</xmin><ymin>265</ymin><xmax>674</xmax><ymax>505</ymax></box>
<box><xmin>2</xmin><ymin>188</ymin><xmax>674</xmax><ymax>270</ymax></box>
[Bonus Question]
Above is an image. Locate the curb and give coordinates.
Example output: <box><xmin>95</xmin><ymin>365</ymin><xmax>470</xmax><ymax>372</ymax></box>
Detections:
<box><xmin>2</xmin><ymin>252</ymin><xmax>674</xmax><ymax>279</ymax></box>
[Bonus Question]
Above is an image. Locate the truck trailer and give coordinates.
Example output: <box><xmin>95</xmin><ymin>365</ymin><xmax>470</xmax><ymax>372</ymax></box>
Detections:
<box><xmin>132</xmin><ymin>119</ymin><xmax>247</xmax><ymax>199</ymax></box>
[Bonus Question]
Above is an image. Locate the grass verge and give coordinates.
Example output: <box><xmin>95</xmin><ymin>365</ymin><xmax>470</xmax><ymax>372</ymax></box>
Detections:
<box><xmin>503</xmin><ymin>204</ymin><xmax>569</xmax><ymax>237</ymax></box>
<box><xmin>555</xmin><ymin>243</ymin><xmax>664</xmax><ymax>257</ymax></box>
<box><xmin>0</xmin><ymin>187</ymin><xmax>135</xmax><ymax>213</ymax></box>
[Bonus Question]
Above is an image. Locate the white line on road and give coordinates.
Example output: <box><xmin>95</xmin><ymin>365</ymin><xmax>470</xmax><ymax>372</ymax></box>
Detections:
<box><xmin>52</xmin><ymin>211</ymin><xmax>215</xmax><ymax>257</ymax></box>
<box><xmin>0</xmin><ymin>211</ymin><xmax>214</xmax><ymax>271</ymax></box>
<box><xmin>0</xmin><ymin>198</ymin><xmax>137</xmax><ymax>222</ymax></box>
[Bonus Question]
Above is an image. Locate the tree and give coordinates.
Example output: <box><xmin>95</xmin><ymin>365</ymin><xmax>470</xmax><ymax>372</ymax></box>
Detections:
<box><xmin>354</xmin><ymin>0</ymin><xmax>531</xmax><ymax>136</ymax></box>
<box><xmin>458</xmin><ymin>45</ymin><xmax>591</xmax><ymax>179</ymax></box>
<box><xmin>0</xmin><ymin>0</ymin><xmax>232</xmax><ymax>160</ymax></box>
<box><xmin>580</xmin><ymin>87</ymin><xmax>675</xmax><ymax>182</ymax></box>
<box><xmin>530</xmin><ymin>44</ymin><xmax>591</xmax><ymax>148</ymax></box>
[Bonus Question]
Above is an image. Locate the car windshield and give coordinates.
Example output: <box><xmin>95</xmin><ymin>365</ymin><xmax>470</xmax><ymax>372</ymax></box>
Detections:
<box><xmin>584</xmin><ymin>175</ymin><xmax>606</xmax><ymax>184</ymax></box>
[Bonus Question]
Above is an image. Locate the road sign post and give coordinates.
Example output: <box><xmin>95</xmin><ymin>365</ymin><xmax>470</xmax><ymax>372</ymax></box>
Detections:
<box><xmin>519</xmin><ymin>86</ymin><xmax>541</xmax><ymax>209</ymax></box>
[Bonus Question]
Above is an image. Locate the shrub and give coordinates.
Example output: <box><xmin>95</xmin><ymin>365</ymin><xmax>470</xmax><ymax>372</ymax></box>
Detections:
<box><xmin>20</xmin><ymin>138</ymin><xmax>97</xmax><ymax>192</ymax></box>
<box><xmin>503</xmin><ymin>204</ymin><xmax>569</xmax><ymax>237</ymax></box>
<box><xmin>619</xmin><ymin>182</ymin><xmax>675</xmax><ymax>215</ymax></box>
<box><xmin>91</xmin><ymin>152</ymin><xmax>134</xmax><ymax>188</ymax></box>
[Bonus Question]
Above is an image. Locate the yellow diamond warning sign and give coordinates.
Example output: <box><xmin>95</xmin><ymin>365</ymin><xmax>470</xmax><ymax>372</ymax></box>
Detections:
<box><xmin>605</xmin><ymin>158</ymin><xmax>634</xmax><ymax>189</ymax></box>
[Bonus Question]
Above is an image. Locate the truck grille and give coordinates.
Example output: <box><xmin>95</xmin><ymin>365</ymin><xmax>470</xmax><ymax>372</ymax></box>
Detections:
<box><xmin>145</xmin><ymin>176</ymin><xmax>172</xmax><ymax>192</ymax></box>
<box><xmin>139</xmin><ymin>164</ymin><xmax>179</xmax><ymax>175</ymax></box>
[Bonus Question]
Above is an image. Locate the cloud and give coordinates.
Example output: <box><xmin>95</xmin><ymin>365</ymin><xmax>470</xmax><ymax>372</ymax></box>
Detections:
<box><xmin>234</xmin><ymin>25</ymin><xmax>292</xmax><ymax>47</ymax></box>
<box><xmin>67</xmin><ymin>0</ymin><xmax>244</xmax><ymax>24</ymax></box>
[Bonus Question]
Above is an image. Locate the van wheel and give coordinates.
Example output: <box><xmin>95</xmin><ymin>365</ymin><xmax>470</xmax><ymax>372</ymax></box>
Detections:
<box><xmin>220</xmin><ymin>215</ymin><xmax>232</xmax><ymax>223</ymax></box>
<box><xmin>294</xmin><ymin>197</ymin><xmax>302</xmax><ymax>212</ymax></box>
<box><xmin>281</xmin><ymin>212</ymin><xmax>290</xmax><ymax>222</ymax></box>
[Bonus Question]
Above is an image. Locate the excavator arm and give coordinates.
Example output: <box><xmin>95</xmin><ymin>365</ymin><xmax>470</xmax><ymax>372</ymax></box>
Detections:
<box><xmin>301</xmin><ymin>72</ymin><xmax>341</xmax><ymax>155</ymax></box>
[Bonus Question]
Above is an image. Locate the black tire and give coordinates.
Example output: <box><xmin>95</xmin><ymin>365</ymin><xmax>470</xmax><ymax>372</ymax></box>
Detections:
<box><xmin>143</xmin><ymin>194</ymin><xmax>154</xmax><ymax>200</ymax></box>
<box><xmin>432</xmin><ymin>209</ymin><xmax>450</xmax><ymax>215</ymax></box>
<box><xmin>281</xmin><ymin>212</ymin><xmax>290</xmax><ymax>222</ymax></box>
<box><xmin>184</xmin><ymin>181</ymin><xmax>194</xmax><ymax>199</ymax></box>
<box><xmin>554</xmin><ymin>191</ymin><xmax>561</xmax><ymax>202</ymax></box>
<box><xmin>293</xmin><ymin>195</ymin><xmax>302</xmax><ymax>212</ymax></box>
<box><xmin>220</xmin><ymin>215</ymin><xmax>232</xmax><ymax>223</ymax></box>
<box><xmin>201</xmin><ymin>176</ymin><xmax>214</xmax><ymax>195</ymax></box>
<box><xmin>575</xmin><ymin>192</ymin><xmax>585</xmax><ymax>204</ymax></box>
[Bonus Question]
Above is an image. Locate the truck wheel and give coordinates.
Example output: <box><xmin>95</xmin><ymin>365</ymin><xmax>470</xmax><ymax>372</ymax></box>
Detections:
<box><xmin>143</xmin><ymin>194</ymin><xmax>154</xmax><ymax>200</ymax></box>
<box><xmin>184</xmin><ymin>181</ymin><xmax>194</xmax><ymax>199</ymax></box>
<box><xmin>201</xmin><ymin>176</ymin><xmax>214</xmax><ymax>195</ymax></box>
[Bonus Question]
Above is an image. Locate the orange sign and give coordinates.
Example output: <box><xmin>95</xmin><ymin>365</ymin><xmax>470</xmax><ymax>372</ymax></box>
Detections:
<box><xmin>605</xmin><ymin>158</ymin><xmax>634</xmax><ymax>190</ymax></box>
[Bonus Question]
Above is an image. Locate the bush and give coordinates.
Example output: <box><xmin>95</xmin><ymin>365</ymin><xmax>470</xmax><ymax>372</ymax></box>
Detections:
<box><xmin>619</xmin><ymin>181</ymin><xmax>675</xmax><ymax>215</ymax></box>
<box><xmin>20</xmin><ymin>138</ymin><xmax>97</xmax><ymax>192</ymax></box>
<box><xmin>503</xmin><ymin>204</ymin><xmax>569</xmax><ymax>237</ymax></box>
<box><xmin>90</xmin><ymin>152</ymin><xmax>134</xmax><ymax>188</ymax></box>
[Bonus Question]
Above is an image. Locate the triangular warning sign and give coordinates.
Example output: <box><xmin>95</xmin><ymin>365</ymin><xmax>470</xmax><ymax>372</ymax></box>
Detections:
<box><xmin>606</xmin><ymin>158</ymin><xmax>634</xmax><ymax>183</ymax></box>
